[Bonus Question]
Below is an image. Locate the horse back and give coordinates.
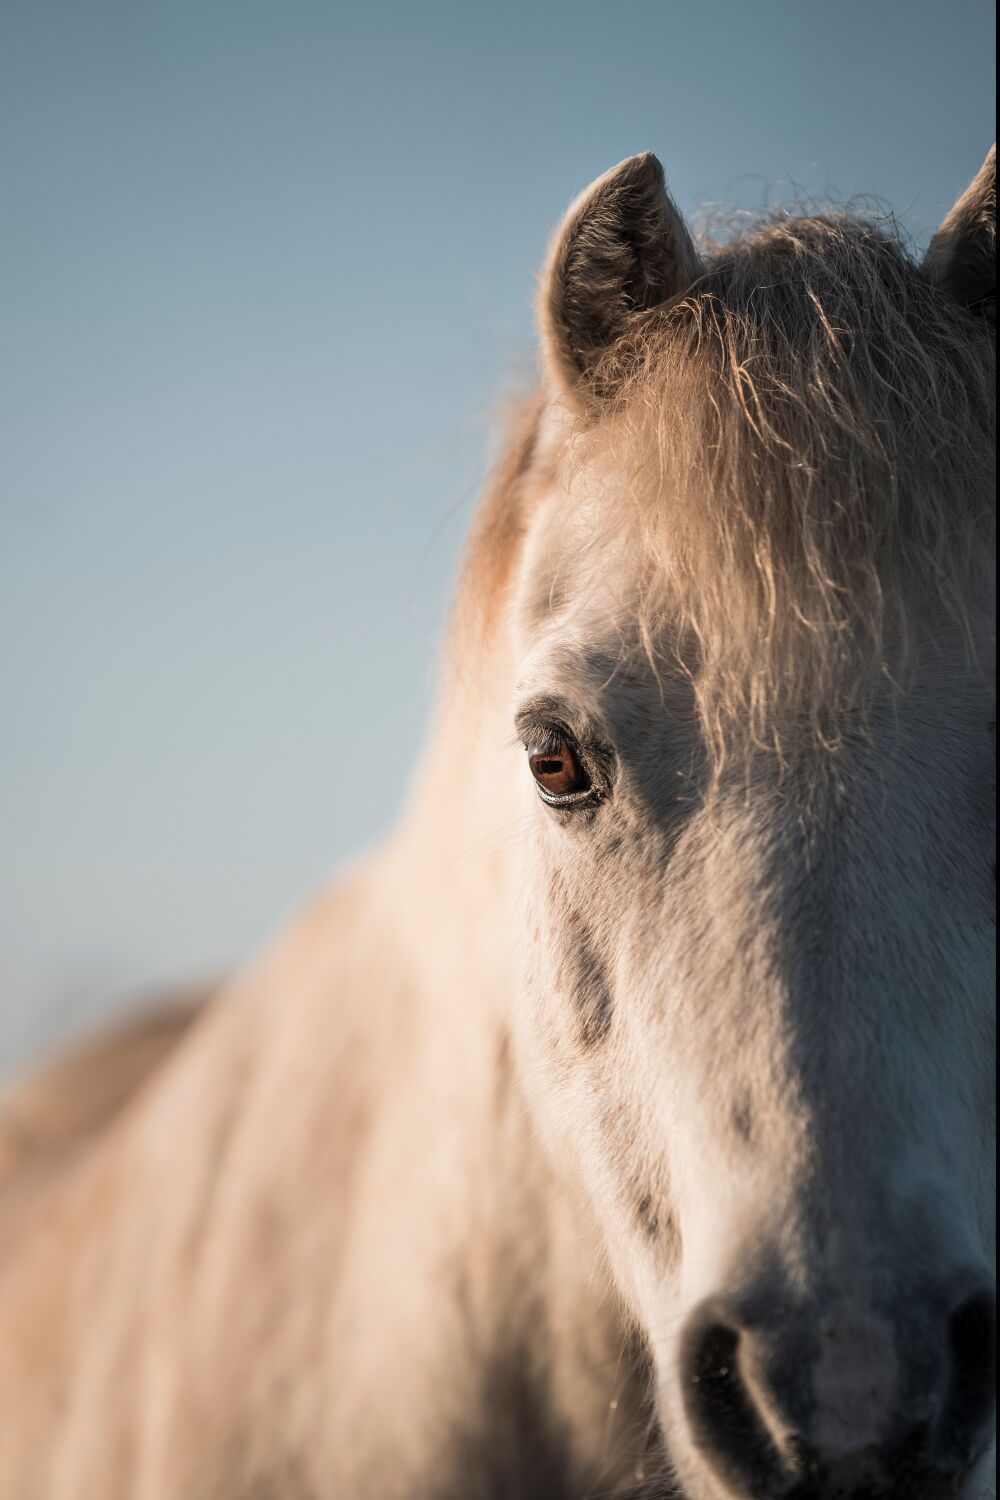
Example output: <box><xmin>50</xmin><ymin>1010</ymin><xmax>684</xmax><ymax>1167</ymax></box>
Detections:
<box><xmin>0</xmin><ymin>992</ymin><xmax>209</xmax><ymax>1209</ymax></box>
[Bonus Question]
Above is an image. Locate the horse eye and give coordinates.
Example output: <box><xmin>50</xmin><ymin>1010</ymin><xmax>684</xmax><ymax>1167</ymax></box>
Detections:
<box><xmin>527</xmin><ymin>739</ymin><xmax>590</xmax><ymax>800</ymax></box>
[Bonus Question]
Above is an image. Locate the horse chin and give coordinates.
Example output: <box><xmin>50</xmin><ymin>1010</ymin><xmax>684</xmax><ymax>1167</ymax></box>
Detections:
<box><xmin>650</xmin><ymin>1402</ymin><xmax>999</xmax><ymax>1500</ymax></box>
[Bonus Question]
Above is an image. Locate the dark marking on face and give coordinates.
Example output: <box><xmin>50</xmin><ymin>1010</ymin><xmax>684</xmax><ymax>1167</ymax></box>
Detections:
<box><xmin>631</xmin><ymin>1172</ymin><xmax>679</xmax><ymax>1260</ymax></box>
<box><xmin>561</xmin><ymin>905</ymin><xmax>614</xmax><ymax>1047</ymax></box>
<box><xmin>636</xmin><ymin>1192</ymin><xmax>660</xmax><ymax>1240</ymax></box>
<box><xmin>730</xmin><ymin>1093</ymin><xmax>754</xmax><ymax>1143</ymax></box>
<box><xmin>600</xmin><ymin>1096</ymin><xmax>679</xmax><ymax>1257</ymax></box>
<box><xmin>600</xmin><ymin>828</ymin><xmax>625</xmax><ymax>860</ymax></box>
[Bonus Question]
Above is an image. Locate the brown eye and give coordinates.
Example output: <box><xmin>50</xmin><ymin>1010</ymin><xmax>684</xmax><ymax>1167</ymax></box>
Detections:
<box><xmin>527</xmin><ymin>738</ymin><xmax>590</xmax><ymax>800</ymax></box>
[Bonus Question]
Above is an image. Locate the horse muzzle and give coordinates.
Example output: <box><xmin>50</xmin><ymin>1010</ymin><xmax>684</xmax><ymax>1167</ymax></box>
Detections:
<box><xmin>670</xmin><ymin>1276</ymin><xmax>997</xmax><ymax>1499</ymax></box>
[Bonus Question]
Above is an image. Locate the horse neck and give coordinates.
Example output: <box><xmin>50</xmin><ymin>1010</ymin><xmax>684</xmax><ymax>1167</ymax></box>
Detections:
<box><xmin>384</xmin><ymin>620</ymin><xmax>573</xmax><ymax>1199</ymax></box>
<box><xmin>392</xmin><ymin>623</ymin><xmax>525</xmax><ymax>1014</ymax></box>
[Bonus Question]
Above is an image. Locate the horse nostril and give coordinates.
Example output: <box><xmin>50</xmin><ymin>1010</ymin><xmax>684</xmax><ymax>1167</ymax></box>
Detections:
<box><xmin>934</xmin><ymin>1287</ymin><xmax>997</xmax><ymax>1473</ymax></box>
<box><xmin>679</xmin><ymin>1287</ymin><xmax>997</xmax><ymax>1498</ymax></box>
<box><xmin>680</xmin><ymin>1303</ymin><xmax>791</xmax><ymax>1499</ymax></box>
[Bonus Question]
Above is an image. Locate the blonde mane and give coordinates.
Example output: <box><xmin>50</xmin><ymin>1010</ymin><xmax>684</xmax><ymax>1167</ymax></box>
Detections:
<box><xmin>466</xmin><ymin>210</ymin><xmax>995</xmax><ymax>767</ymax></box>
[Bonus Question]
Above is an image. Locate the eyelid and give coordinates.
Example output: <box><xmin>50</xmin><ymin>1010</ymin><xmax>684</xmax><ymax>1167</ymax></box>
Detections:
<box><xmin>535</xmin><ymin>781</ymin><xmax>600</xmax><ymax>808</ymax></box>
<box><xmin>514</xmin><ymin>697</ymin><xmax>592</xmax><ymax>748</ymax></box>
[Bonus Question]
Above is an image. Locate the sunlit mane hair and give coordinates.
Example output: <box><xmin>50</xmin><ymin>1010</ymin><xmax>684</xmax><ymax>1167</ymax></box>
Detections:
<box><xmin>466</xmin><ymin>209</ymin><xmax>995</xmax><ymax>772</ymax></box>
<box><xmin>582</xmin><ymin>212</ymin><xmax>995</xmax><ymax>764</ymax></box>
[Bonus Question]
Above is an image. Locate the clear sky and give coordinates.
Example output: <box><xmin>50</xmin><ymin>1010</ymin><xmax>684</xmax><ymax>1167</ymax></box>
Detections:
<box><xmin>1</xmin><ymin>0</ymin><xmax>995</xmax><ymax>1066</ymax></box>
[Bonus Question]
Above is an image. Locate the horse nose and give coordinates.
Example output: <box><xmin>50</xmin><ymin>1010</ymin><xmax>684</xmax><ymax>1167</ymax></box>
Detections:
<box><xmin>678</xmin><ymin>1284</ymin><xmax>997</xmax><ymax>1499</ymax></box>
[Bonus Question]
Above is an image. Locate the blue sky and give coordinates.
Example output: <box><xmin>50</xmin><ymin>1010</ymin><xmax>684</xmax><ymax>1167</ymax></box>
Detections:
<box><xmin>1</xmin><ymin>0</ymin><xmax>994</xmax><ymax>1063</ymax></box>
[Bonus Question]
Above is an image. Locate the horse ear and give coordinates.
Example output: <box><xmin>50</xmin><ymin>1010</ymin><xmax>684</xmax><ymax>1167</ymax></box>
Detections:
<box><xmin>540</xmin><ymin>152</ymin><xmax>701</xmax><ymax>402</ymax></box>
<box><xmin>923</xmin><ymin>145</ymin><xmax>996</xmax><ymax>318</ymax></box>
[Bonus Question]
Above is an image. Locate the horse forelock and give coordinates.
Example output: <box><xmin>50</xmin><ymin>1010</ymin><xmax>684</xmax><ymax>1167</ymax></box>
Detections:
<box><xmin>458</xmin><ymin>209</ymin><xmax>995</xmax><ymax>767</ymax></box>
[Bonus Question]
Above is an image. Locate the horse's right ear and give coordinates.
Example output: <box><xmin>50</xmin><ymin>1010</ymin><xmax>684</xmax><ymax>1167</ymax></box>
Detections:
<box><xmin>540</xmin><ymin>152</ymin><xmax>701</xmax><ymax>405</ymax></box>
<box><xmin>923</xmin><ymin>145</ymin><xmax>996</xmax><ymax>319</ymax></box>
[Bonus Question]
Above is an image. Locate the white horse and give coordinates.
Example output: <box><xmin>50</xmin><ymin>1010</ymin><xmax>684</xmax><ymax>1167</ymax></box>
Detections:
<box><xmin>0</xmin><ymin>146</ymin><xmax>995</xmax><ymax>1500</ymax></box>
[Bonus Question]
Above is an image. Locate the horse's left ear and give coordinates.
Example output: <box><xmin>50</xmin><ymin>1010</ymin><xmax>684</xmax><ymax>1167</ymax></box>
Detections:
<box><xmin>540</xmin><ymin>152</ymin><xmax>701</xmax><ymax>404</ymax></box>
<box><xmin>923</xmin><ymin>145</ymin><xmax>996</xmax><ymax>318</ymax></box>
